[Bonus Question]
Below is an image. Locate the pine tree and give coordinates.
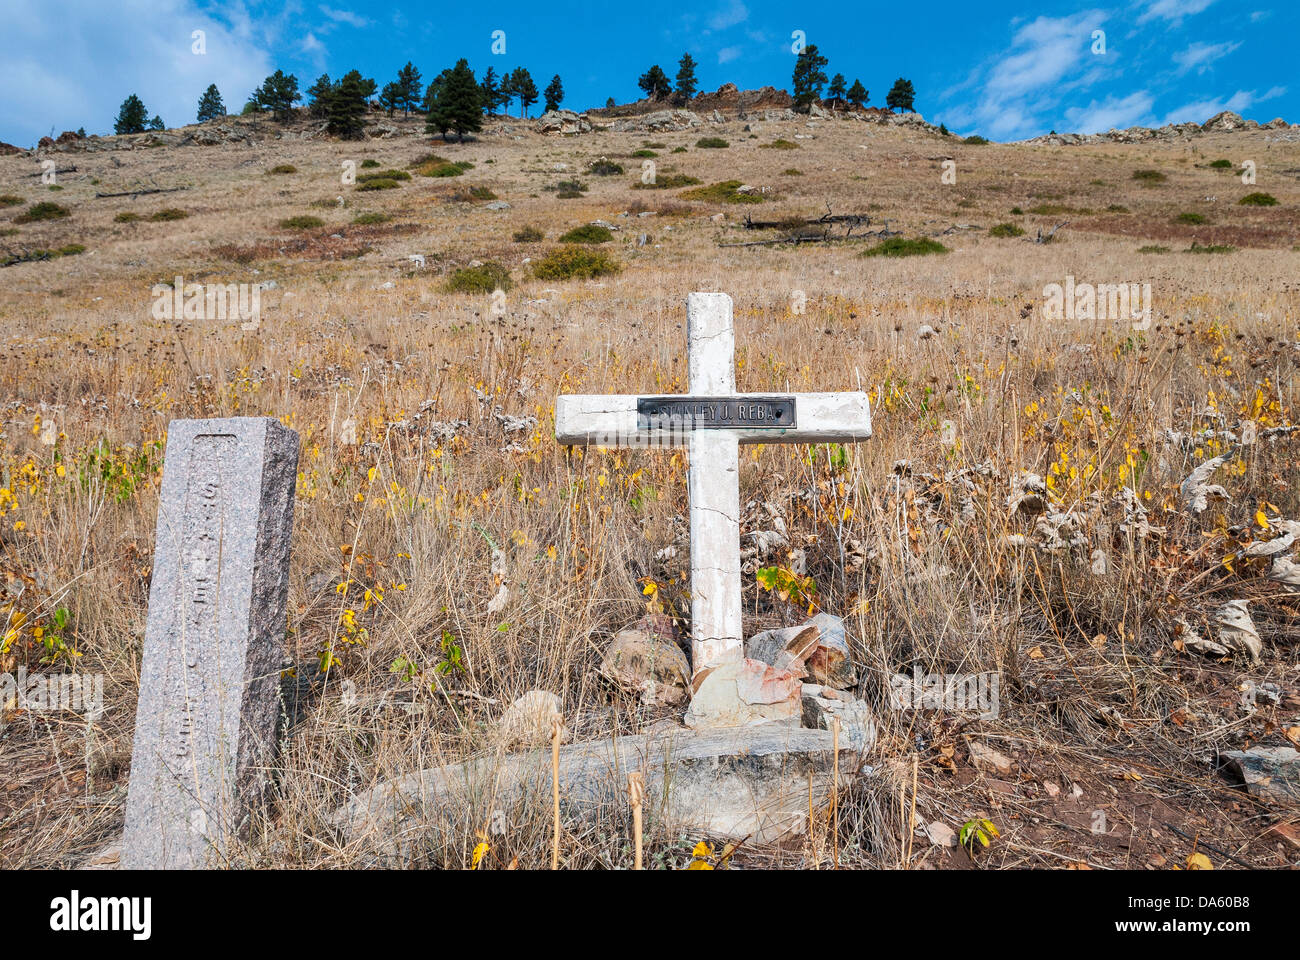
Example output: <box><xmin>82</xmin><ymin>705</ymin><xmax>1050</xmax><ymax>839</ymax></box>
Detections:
<box><xmin>846</xmin><ymin>79</ymin><xmax>868</xmax><ymax>108</ymax></box>
<box><xmin>328</xmin><ymin>71</ymin><xmax>371</xmax><ymax>139</ymax></box>
<box><xmin>543</xmin><ymin>74</ymin><xmax>564</xmax><ymax>113</ymax></box>
<box><xmin>510</xmin><ymin>67</ymin><xmax>537</xmax><ymax>118</ymax></box>
<box><xmin>114</xmin><ymin>94</ymin><xmax>149</xmax><ymax>134</ymax></box>
<box><xmin>147</xmin><ymin>115</ymin><xmax>165</xmax><ymax>131</ymax></box>
<box><xmin>496</xmin><ymin>69</ymin><xmax>515</xmax><ymax>115</ymax></box>
<box><xmin>886</xmin><ymin>77</ymin><xmax>916</xmax><ymax>113</ymax></box>
<box><xmin>253</xmin><ymin>70</ymin><xmax>301</xmax><ymax>122</ymax></box>
<box><xmin>827</xmin><ymin>73</ymin><xmax>846</xmax><ymax>105</ymax></box>
<box><xmin>674</xmin><ymin>52</ymin><xmax>698</xmax><ymax>105</ymax></box>
<box><xmin>379</xmin><ymin>82</ymin><xmax>402</xmax><ymax>116</ymax></box>
<box><xmin>480</xmin><ymin>67</ymin><xmax>501</xmax><ymax>116</ymax></box>
<box><xmin>637</xmin><ymin>65</ymin><xmax>671</xmax><ymax>101</ymax></box>
<box><xmin>395</xmin><ymin>62</ymin><xmax>422</xmax><ymax>115</ymax></box>
<box><xmin>427</xmin><ymin>59</ymin><xmax>483</xmax><ymax>140</ymax></box>
<box><xmin>791</xmin><ymin>44</ymin><xmax>829</xmax><ymax>111</ymax></box>
<box><xmin>196</xmin><ymin>84</ymin><xmax>225</xmax><ymax>123</ymax></box>
<box><xmin>306</xmin><ymin>74</ymin><xmax>334</xmax><ymax>117</ymax></box>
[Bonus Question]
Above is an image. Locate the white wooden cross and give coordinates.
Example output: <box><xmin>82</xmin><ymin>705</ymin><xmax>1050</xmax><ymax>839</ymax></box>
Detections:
<box><xmin>555</xmin><ymin>292</ymin><xmax>871</xmax><ymax>720</ymax></box>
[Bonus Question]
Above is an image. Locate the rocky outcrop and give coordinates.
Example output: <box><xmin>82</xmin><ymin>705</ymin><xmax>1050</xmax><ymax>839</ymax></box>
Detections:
<box><xmin>1025</xmin><ymin>111</ymin><xmax>1293</xmax><ymax>146</ymax></box>
<box><xmin>535</xmin><ymin>109</ymin><xmax>593</xmax><ymax>135</ymax></box>
<box><xmin>605</xmin><ymin>109</ymin><xmax>701</xmax><ymax>132</ymax></box>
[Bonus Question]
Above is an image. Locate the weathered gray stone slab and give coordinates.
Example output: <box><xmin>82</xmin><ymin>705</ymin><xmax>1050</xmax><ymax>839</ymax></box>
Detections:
<box><xmin>337</xmin><ymin>725</ymin><xmax>863</xmax><ymax>858</ymax></box>
<box><xmin>122</xmin><ymin>417</ymin><xmax>299</xmax><ymax>869</ymax></box>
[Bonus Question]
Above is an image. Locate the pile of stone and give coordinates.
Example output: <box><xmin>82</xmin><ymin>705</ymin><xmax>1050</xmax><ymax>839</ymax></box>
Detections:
<box><xmin>598</xmin><ymin>611</ymin><xmax>875</xmax><ymax>752</ymax></box>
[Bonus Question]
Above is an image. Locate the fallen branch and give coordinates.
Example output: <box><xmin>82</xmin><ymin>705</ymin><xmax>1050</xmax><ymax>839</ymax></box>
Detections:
<box><xmin>26</xmin><ymin>165</ymin><xmax>77</xmax><ymax>178</ymax></box>
<box><xmin>1034</xmin><ymin>221</ymin><xmax>1069</xmax><ymax>244</ymax></box>
<box><xmin>1</xmin><ymin>249</ymin><xmax>54</xmax><ymax>268</ymax></box>
<box><xmin>94</xmin><ymin>186</ymin><xmax>187</xmax><ymax>198</ymax></box>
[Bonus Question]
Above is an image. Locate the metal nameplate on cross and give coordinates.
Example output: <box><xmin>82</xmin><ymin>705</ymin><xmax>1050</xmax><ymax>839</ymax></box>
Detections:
<box><xmin>555</xmin><ymin>292</ymin><xmax>871</xmax><ymax>722</ymax></box>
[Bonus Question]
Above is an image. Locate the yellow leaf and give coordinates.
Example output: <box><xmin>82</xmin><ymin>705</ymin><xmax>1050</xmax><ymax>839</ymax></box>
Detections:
<box><xmin>1186</xmin><ymin>852</ymin><xmax>1213</xmax><ymax>871</ymax></box>
<box><xmin>1256</xmin><ymin>510</ymin><xmax>1270</xmax><ymax>529</ymax></box>
<box><xmin>643</xmin><ymin>582</ymin><xmax>657</xmax><ymax>597</ymax></box>
<box><xmin>686</xmin><ymin>859</ymin><xmax>714</xmax><ymax>870</ymax></box>
<box><xmin>471</xmin><ymin>841</ymin><xmax>489</xmax><ymax>869</ymax></box>
<box><xmin>691</xmin><ymin>841</ymin><xmax>712</xmax><ymax>858</ymax></box>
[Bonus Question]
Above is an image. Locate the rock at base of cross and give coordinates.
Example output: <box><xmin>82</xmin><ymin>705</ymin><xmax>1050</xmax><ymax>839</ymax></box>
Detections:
<box><xmin>683</xmin><ymin>659</ymin><xmax>803</xmax><ymax>728</ymax></box>
<box><xmin>598</xmin><ymin>614</ymin><xmax>691</xmax><ymax>706</ymax></box>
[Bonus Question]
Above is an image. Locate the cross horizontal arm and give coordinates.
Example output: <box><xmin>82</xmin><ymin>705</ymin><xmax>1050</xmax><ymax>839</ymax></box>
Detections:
<box><xmin>555</xmin><ymin>392</ymin><xmax>872</xmax><ymax>446</ymax></box>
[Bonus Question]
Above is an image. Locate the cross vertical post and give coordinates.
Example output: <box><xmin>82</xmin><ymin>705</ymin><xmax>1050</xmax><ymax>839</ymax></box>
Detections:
<box><xmin>685</xmin><ymin>293</ymin><xmax>743</xmax><ymax>679</ymax></box>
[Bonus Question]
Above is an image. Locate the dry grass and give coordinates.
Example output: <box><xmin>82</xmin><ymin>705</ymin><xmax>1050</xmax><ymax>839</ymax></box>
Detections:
<box><xmin>1</xmin><ymin>112</ymin><xmax>1298</xmax><ymax>869</ymax></box>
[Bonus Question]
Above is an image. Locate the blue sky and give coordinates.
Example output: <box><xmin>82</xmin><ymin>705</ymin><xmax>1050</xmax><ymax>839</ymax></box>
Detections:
<box><xmin>1</xmin><ymin>0</ymin><xmax>1294</xmax><ymax>147</ymax></box>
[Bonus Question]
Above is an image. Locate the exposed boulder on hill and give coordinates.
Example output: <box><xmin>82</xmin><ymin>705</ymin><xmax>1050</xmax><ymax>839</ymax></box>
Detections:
<box><xmin>535</xmin><ymin>109</ymin><xmax>593</xmax><ymax>135</ymax></box>
<box><xmin>605</xmin><ymin>109</ymin><xmax>701</xmax><ymax>132</ymax></box>
<box><xmin>1025</xmin><ymin>111</ymin><xmax>1292</xmax><ymax>146</ymax></box>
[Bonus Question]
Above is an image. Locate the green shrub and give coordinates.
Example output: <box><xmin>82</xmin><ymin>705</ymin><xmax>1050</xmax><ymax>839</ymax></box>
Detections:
<box><xmin>557</xmin><ymin>190</ymin><xmax>583</xmax><ymax>199</ymax></box>
<box><xmin>280</xmin><ymin>215</ymin><xmax>325</xmax><ymax>230</ymax></box>
<box><xmin>1138</xmin><ymin>245</ymin><xmax>1170</xmax><ymax>253</ymax></box>
<box><xmin>149</xmin><ymin>208</ymin><xmax>188</xmax><ymax>221</ymax></box>
<box><xmin>1207</xmin><ymin>159</ymin><xmax>1233</xmax><ymax>169</ymax></box>
<box><xmin>360</xmin><ymin>159</ymin><xmax>381</xmax><ymax>168</ymax></box>
<box><xmin>1239</xmin><ymin>192</ymin><xmax>1279</xmax><ymax>206</ymax></box>
<box><xmin>531</xmin><ymin>247</ymin><xmax>621</xmax><ymax>280</ymax></box>
<box><xmin>1132</xmin><ymin>169</ymin><xmax>1166</xmax><ymax>183</ymax></box>
<box><xmin>445</xmin><ymin>261</ymin><xmax>511</xmax><ymax>294</ymax></box>
<box><xmin>862</xmin><ymin>237</ymin><xmax>949</xmax><ymax>258</ymax></box>
<box><xmin>631</xmin><ymin>149</ymin><xmax>658</xmax><ymax>158</ymax></box>
<box><xmin>643</xmin><ymin>141</ymin><xmax>667</xmax><ymax>149</ymax></box>
<box><xmin>672</xmin><ymin>146</ymin><xmax>687</xmax><ymax>153</ymax></box>
<box><xmin>352</xmin><ymin>212</ymin><xmax>391</xmax><ymax>224</ymax></box>
<box><xmin>467</xmin><ymin>186</ymin><xmax>497</xmax><ymax>201</ymax></box>
<box><xmin>760</xmin><ymin>138</ymin><xmax>799</xmax><ymax>150</ymax></box>
<box><xmin>358</xmin><ymin>169</ymin><xmax>411</xmax><ymax>183</ymax></box>
<box><xmin>47</xmin><ymin>184</ymin><xmax>63</xmax><ymax>191</ymax></box>
<box><xmin>513</xmin><ymin>225</ymin><xmax>544</xmax><ymax>242</ymax></box>
<box><xmin>679</xmin><ymin>180</ymin><xmax>764</xmax><ymax>204</ymax></box>
<box><xmin>412</xmin><ymin>154</ymin><xmax>473</xmax><ymax>177</ymax></box>
<box><xmin>55</xmin><ymin>243</ymin><xmax>85</xmax><ymax>256</ymax></box>
<box><xmin>988</xmin><ymin>223</ymin><xmax>1025</xmax><ymax>237</ymax></box>
<box><xmin>783</xmin><ymin>168</ymin><xmax>803</xmax><ymax>176</ymax></box>
<box><xmin>695</xmin><ymin>136</ymin><xmax>729</xmax><ymax>148</ymax></box>
<box><xmin>356</xmin><ymin>178</ymin><xmax>400</xmax><ymax>191</ymax></box>
<box><xmin>14</xmin><ymin>201</ymin><xmax>70</xmax><ymax>223</ymax></box>
<box><xmin>634</xmin><ymin>172</ymin><xmax>700</xmax><ymax>190</ymax></box>
<box><xmin>551</xmin><ymin>179</ymin><xmax>588</xmax><ymax>194</ymax></box>
<box><xmin>1187</xmin><ymin>242</ymin><xmax>1235</xmax><ymax>254</ymax></box>
<box><xmin>589</xmin><ymin>159</ymin><xmax>624</xmax><ymax>175</ymax></box>
<box><xmin>1176</xmin><ymin>212</ymin><xmax>1207</xmax><ymax>224</ymax></box>
<box><xmin>1106</xmin><ymin>204</ymin><xmax>1130</xmax><ymax>213</ymax></box>
<box><xmin>114</xmin><ymin>211</ymin><xmax>141</xmax><ymax>223</ymax></box>
<box><xmin>1010</xmin><ymin>206</ymin><xmax>1024</xmax><ymax>215</ymax></box>
<box><xmin>558</xmin><ymin>224</ymin><xmax>613</xmax><ymax>244</ymax></box>
<box><xmin>0</xmin><ymin>194</ymin><xmax>22</xmax><ymax>207</ymax></box>
<box><xmin>963</xmin><ymin>135</ymin><xmax>989</xmax><ymax>145</ymax></box>
<box><xmin>268</xmin><ymin>164</ymin><xmax>297</xmax><ymax>174</ymax></box>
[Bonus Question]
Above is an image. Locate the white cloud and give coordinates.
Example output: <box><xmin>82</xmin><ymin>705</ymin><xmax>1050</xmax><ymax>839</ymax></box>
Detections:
<box><xmin>318</xmin><ymin>6</ymin><xmax>369</xmax><ymax>29</ymax></box>
<box><xmin>1137</xmin><ymin>0</ymin><xmax>1216</xmax><ymax>25</ymax></box>
<box><xmin>0</xmin><ymin>0</ymin><xmax>275</xmax><ymax>145</ymax></box>
<box><xmin>1172</xmin><ymin>40</ymin><xmax>1240</xmax><ymax>74</ymax></box>
<box><xmin>1162</xmin><ymin>88</ymin><xmax>1258</xmax><ymax>124</ymax></box>
<box><xmin>717</xmin><ymin>45</ymin><xmax>743</xmax><ymax>64</ymax></box>
<box><xmin>708</xmin><ymin>0</ymin><xmax>748</xmax><ymax>31</ymax></box>
<box><xmin>954</xmin><ymin>10</ymin><xmax>1109</xmax><ymax>139</ymax></box>
<box><xmin>1063</xmin><ymin>90</ymin><xmax>1156</xmax><ymax>132</ymax></box>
